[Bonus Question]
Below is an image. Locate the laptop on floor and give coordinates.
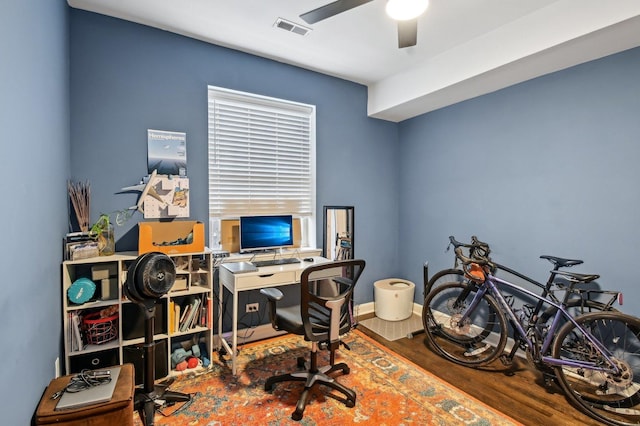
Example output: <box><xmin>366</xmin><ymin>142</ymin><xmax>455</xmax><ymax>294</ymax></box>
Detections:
<box><xmin>55</xmin><ymin>366</ymin><xmax>121</xmax><ymax>410</ymax></box>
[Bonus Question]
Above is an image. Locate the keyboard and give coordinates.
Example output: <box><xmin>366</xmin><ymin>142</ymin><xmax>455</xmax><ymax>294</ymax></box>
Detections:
<box><xmin>251</xmin><ymin>258</ymin><xmax>301</xmax><ymax>268</ymax></box>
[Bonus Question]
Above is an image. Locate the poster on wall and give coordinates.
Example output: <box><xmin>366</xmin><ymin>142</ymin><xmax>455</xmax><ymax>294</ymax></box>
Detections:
<box><xmin>147</xmin><ymin>129</ymin><xmax>187</xmax><ymax>176</ymax></box>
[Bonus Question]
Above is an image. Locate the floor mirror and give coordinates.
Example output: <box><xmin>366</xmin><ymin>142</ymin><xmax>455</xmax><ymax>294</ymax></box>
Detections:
<box><xmin>323</xmin><ymin>206</ymin><xmax>354</xmax><ymax>260</ymax></box>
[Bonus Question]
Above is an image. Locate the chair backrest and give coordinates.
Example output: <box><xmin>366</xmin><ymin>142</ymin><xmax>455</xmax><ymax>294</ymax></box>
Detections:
<box><xmin>299</xmin><ymin>259</ymin><xmax>366</xmax><ymax>345</ymax></box>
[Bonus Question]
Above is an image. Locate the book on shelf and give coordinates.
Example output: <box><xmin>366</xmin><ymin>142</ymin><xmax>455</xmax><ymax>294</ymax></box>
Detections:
<box><xmin>70</xmin><ymin>311</ymin><xmax>84</xmax><ymax>351</ymax></box>
<box><xmin>180</xmin><ymin>297</ymin><xmax>200</xmax><ymax>332</ymax></box>
<box><xmin>67</xmin><ymin>312</ymin><xmax>74</xmax><ymax>351</ymax></box>
<box><xmin>190</xmin><ymin>297</ymin><xmax>202</xmax><ymax>329</ymax></box>
<box><xmin>200</xmin><ymin>294</ymin><xmax>208</xmax><ymax>327</ymax></box>
<box><xmin>179</xmin><ymin>303</ymin><xmax>191</xmax><ymax>327</ymax></box>
<box><xmin>169</xmin><ymin>300</ymin><xmax>175</xmax><ymax>334</ymax></box>
<box><xmin>174</xmin><ymin>303</ymin><xmax>181</xmax><ymax>334</ymax></box>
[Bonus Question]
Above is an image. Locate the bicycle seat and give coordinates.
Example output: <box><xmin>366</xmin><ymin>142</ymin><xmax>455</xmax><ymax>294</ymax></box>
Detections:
<box><xmin>552</xmin><ymin>270</ymin><xmax>599</xmax><ymax>284</ymax></box>
<box><xmin>540</xmin><ymin>255</ymin><xmax>583</xmax><ymax>268</ymax></box>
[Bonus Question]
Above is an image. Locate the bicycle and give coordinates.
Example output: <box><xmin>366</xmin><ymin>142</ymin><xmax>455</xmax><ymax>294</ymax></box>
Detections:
<box><xmin>423</xmin><ymin>236</ymin><xmax>619</xmax><ymax>330</ymax></box>
<box><xmin>422</xmin><ymin>237</ymin><xmax>640</xmax><ymax>425</ymax></box>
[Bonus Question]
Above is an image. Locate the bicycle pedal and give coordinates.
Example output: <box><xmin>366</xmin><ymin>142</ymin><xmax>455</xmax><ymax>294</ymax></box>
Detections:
<box><xmin>464</xmin><ymin>344</ymin><xmax>490</xmax><ymax>357</ymax></box>
<box><xmin>499</xmin><ymin>355</ymin><xmax>513</xmax><ymax>366</ymax></box>
<box><xmin>542</xmin><ymin>374</ymin><xmax>557</xmax><ymax>389</ymax></box>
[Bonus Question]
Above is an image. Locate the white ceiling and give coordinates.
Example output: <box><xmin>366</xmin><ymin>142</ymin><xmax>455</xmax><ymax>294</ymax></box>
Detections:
<box><xmin>68</xmin><ymin>0</ymin><xmax>640</xmax><ymax>122</ymax></box>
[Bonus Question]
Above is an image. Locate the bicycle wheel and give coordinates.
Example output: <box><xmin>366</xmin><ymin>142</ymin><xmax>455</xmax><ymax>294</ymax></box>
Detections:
<box><xmin>424</xmin><ymin>268</ymin><xmax>465</xmax><ymax>297</ymax></box>
<box><xmin>552</xmin><ymin>311</ymin><xmax>640</xmax><ymax>426</ymax></box>
<box><xmin>423</xmin><ymin>282</ymin><xmax>508</xmax><ymax>366</ymax></box>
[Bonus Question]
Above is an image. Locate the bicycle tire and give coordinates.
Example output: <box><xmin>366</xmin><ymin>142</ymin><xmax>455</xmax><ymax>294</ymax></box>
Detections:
<box><xmin>424</xmin><ymin>268</ymin><xmax>465</xmax><ymax>297</ymax></box>
<box><xmin>552</xmin><ymin>311</ymin><xmax>640</xmax><ymax>426</ymax></box>
<box><xmin>423</xmin><ymin>282</ymin><xmax>508</xmax><ymax>366</ymax></box>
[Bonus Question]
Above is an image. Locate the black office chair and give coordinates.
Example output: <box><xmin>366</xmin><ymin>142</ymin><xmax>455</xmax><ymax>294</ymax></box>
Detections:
<box><xmin>260</xmin><ymin>259</ymin><xmax>366</xmax><ymax>421</ymax></box>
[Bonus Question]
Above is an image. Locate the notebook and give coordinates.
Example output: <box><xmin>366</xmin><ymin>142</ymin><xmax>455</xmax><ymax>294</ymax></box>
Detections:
<box><xmin>55</xmin><ymin>366</ymin><xmax>121</xmax><ymax>410</ymax></box>
<box><xmin>222</xmin><ymin>261</ymin><xmax>258</xmax><ymax>274</ymax></box>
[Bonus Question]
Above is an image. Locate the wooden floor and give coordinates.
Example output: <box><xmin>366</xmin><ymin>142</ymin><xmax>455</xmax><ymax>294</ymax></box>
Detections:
<box><xmin>357</xmin><ymin>315</ymin><xmax>601</xmax><ymax>426</ymax></box>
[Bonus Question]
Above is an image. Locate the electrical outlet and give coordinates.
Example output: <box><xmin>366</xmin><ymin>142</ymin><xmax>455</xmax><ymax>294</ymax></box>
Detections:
<box><xmin>246</xmin><ymin>302</ymin><xmax>259</xmax><ymax>313</ymax></box>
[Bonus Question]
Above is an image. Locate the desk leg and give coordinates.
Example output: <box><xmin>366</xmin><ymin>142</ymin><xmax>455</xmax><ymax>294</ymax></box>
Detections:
<box><xmin>217</xmin><ymin>276</ymin><xmax>223</xmax><ymax>350</ymax></box>
<box><xmin>231</xmin><ymin>289</ymin><xmax>238</xmax><ymax>375</ymax></box>
<box><xmin>216</xmin><ymin>287</ymin><xmax>235</xmax><ymax>375</ymax></box>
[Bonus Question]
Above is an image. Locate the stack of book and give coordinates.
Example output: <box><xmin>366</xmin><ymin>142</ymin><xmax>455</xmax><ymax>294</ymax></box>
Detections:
<box><xmin>64</xmin><ymin>232</ymin><xmax>99</xmax><ymax>261</ymax></box>
<box><xmin>169</xmin><ymin>295</ymin><xmax>209</xmax><ymax>334</ymax></box>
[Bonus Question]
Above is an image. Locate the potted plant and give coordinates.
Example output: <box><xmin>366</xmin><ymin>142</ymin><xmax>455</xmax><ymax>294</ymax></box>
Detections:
<box><xmin>90</xmin><ymin>213</ymin><xmax>115</xmax><ymax>256</ymax></box>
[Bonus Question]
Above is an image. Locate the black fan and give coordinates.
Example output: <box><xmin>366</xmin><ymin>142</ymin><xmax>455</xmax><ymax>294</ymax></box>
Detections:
<box><xmin>300</xmin><ymin>0</ymin><xmax>426</xmax><ymax>48</ymax></box>
<box><xmin>125</xmin><ymin>252</ymin><xmax>191</xmax><ymax>426</ymax></box>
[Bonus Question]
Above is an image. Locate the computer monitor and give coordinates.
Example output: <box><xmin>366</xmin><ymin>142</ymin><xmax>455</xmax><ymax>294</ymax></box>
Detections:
<box><xmin>239</xmin><ymin>215</ymin><xmax>294</xmax><ymax>253</ymax></box>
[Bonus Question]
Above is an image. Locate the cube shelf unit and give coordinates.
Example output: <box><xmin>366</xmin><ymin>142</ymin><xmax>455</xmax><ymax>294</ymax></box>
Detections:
<box><xmin>61</xmin><ymin>250</ymin><xmax>213</xmax><ymax>384</ymax></box>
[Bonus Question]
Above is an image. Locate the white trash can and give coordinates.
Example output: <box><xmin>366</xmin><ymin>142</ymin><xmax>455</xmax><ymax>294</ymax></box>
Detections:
<box><xmin>374</xmin><ymin>278</ymin><xmax>415</xmax><ymax>321</ymax></box>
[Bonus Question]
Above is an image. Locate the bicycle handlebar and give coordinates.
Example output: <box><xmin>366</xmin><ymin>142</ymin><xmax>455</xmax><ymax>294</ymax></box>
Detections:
<box><xmin>448</xmin><ymin>235</ymin><xmax>492</xmax><ymax>264</ymax></box>
<box><xmin>454</xmin><ymin>246</ymin><xmax>494</xmax><ymax>266</ymax></box>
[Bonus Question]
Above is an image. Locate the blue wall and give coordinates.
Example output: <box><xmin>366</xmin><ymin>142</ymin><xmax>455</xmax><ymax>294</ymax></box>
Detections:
<box><xmin>69</xmin><ymin>10</ymin><xmax>400</xmax><ymax>306</ymax></box>
<box><xmin>399</xmin><ymin>47</ymin><xmax>640</xmax><ymax>316</ymax></box>
<box><xmin>0</xmin><ymin>1</ymin><xmax>69</xmax><ymax>423</ymax></box>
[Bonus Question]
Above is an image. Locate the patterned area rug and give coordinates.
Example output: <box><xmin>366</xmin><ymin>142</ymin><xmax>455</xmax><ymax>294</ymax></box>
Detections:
<box><xmin>135</xmin><ymin>330</ymin><xmax>521</xmax><ymax>425</ymax></box>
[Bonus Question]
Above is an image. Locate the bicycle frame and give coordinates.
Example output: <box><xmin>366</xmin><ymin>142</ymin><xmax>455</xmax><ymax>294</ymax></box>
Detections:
<box><xmin>460</xmin><ymin>273</ymin><xmax>621</xmax><ymax>375</ymax></box>
<box><xmin>495</xmin><ymin>262</ymin><xmax>618</xmax><ymax>313</ymax></box>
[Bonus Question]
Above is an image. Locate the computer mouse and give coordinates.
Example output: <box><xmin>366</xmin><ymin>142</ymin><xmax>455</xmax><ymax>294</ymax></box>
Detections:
<box><xmin>303</xmin><ymin>257</ymin><xmax>314</xmax><ymax>262</ymax></box>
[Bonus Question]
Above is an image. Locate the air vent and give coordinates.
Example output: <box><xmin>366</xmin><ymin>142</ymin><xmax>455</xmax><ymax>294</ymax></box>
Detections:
<box><xmin>274</xmin><ymin>18</ymin><xmax>312</xmax><ymax>36</ymax></box>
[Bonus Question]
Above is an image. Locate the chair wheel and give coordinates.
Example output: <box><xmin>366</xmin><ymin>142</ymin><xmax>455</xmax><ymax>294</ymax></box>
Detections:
<box><xmin>345</xmin><ymin>400</ymin><xmax>355</xmax><ymax>408</ymax></box>
<box><xmin>292</xmin><ymin>410</ymin><xmax>303</xmax><ymax>421</ymax></box>
<box><xmin>343</xmin><ymin>366</ymin><xmax>350</xmax><ymax>375</ymax></box>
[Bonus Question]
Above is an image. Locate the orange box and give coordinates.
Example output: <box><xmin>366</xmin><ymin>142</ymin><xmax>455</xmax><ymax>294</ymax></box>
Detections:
<box><xmin>138</xmin><ymin>221</ymin><xmax>205</xmax><ymax>255</ymax></box>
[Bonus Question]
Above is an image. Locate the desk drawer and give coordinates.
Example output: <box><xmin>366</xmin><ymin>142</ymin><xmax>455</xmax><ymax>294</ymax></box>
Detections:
<box><xmin>236</xmin><ymin>271</ymin><xmax>296</xmax><ymax>290</ymax></box>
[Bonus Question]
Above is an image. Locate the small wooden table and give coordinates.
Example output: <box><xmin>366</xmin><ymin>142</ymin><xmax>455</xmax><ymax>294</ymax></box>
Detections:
<box><xmin>35</xmin><ymin>363</ymin><xmax>134</xmax><ymax>426</ymax></box>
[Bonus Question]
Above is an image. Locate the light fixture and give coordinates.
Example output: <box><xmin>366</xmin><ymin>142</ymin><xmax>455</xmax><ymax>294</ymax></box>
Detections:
<box><xmin>385</xmin><ymin>0</ymin><xmax>429</xmax><ymax>21</ymax></box>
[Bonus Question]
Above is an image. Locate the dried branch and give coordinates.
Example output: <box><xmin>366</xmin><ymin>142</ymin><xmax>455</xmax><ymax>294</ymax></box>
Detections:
<box><xmin>68</xmin><ymin>180</ymin><xmax>91</xmax><ymax>232</ymax></box>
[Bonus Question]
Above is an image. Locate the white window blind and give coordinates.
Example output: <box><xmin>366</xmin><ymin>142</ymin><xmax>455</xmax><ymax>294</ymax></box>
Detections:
<box><xmin>208</xmin><ymin>86</ymin><xmax>316</xmax><ymax>220</ymax></box>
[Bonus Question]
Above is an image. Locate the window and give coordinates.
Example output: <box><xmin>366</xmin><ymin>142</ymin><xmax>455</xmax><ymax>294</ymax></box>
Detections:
<box><xmin>207</xmin><ymin>86</ymin><xmax>316</xmax><ymax>249</ymax></box>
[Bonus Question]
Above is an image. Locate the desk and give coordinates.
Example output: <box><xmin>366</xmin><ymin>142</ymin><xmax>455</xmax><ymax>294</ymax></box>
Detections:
<box><xmin>218</xmin><ymin>256</ymin><xmax>333</xmax><ymax>375</ymax></box>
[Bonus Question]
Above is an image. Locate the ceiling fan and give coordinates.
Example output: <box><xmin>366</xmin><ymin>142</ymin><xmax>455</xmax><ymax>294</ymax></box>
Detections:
<box><xmin>299</xmin><ymin>0</ymin><xmax>429</xmax><ymax>48</ymax></box>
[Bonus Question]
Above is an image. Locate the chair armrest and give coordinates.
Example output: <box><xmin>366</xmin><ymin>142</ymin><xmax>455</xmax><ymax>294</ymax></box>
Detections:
<box><xmin>260</xmin><ymin>288</ymin><xmax>284</xmax><ymax>330</ymax></box>
<box><xmin>260</xmin><ymin>287</ymin><xmax>284</xmax><ymax>301</ymax></box>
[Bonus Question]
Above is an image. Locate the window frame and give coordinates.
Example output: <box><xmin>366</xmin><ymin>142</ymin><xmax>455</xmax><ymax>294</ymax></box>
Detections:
<box><xmin>207</xmin><ymin>86</ymin><xmax>316</xmax><ymax>251</ymax></box>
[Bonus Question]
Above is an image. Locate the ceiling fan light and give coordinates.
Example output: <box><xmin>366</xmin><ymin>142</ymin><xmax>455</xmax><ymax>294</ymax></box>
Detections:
<box><xmin>386</xmin><ymin>0</ymin><xmax>429</xmax><ymax>21</ymax></box>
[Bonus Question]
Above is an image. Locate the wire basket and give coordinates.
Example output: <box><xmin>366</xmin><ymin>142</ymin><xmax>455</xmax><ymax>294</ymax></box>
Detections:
<box><xmin>82</xmin><ymin>311</ymin><xmax>119</xmax><ymax>345</ymax></box>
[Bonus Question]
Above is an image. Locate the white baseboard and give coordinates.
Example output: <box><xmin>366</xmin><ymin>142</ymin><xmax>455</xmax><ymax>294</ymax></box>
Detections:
<box><xmin>355</xmin><ymin>301</ymin><xmax>375</xmax><ymax>316</ymax></box>
<box><xmin>356</xmin><ymin>301</ymin><xmax>423</xmax><ymax>318</ymax></box>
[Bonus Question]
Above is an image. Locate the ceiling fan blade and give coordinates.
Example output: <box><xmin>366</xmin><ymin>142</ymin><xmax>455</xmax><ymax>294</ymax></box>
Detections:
<box><xmin>398</xmin><ymin>19</ymin><xmax>418</xmax><ymax>48</ymax></box>
<box><xmin>300</xmin><ymin>0</ymin><xmax>374</xmax><ymax>24</ymax></box>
